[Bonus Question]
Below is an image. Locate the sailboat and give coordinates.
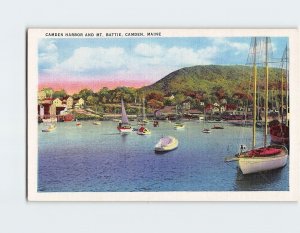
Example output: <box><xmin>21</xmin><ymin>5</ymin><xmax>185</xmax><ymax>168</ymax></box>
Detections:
<box><xmin>270</xmin><ymin>45</ymin><xmax>289</xmax><ymax>145</ymax></box>
<box><xmin>174</xmin><ymin>105</ymin><xmax>185</xmax><ymax>129</ymax></box>
<box><xmin>117</xmin><ymin>98</ymin><xmax>132</xmax><ymax>134</ymax></box>
<box><xmin>75</xmin><ymin>119</ymin><xmax>82</xmax><ymax>127</ymax></box>
<box><xmin>137</xmin><ymin>97</ymin><xmax>151</xmax><ymax>135</ymax></box>
<box><xmin>138</xmin><ymin>97</ymin><xmax>149</xmax><ymax>125</ymax></box>
<box><xmin>235</xmin><ymin>37</ymin><xmax>288</xmax><ymax>175</ymax></box>
<box><xmin>202</xmin><ymin>108</ymin><xmax>211</xmax><ymax>133</ymax></box>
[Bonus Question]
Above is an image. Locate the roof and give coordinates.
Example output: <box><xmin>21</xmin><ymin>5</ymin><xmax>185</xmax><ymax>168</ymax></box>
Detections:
<box><xmin>42</xmin><ymin>99</ymin><xmax>53</xmax><ymax>104</ymax></box>
<box><xmin>189</xmin><ymin>109</ymin><xmax>202</xmax><ymax>114</ymax></box>
<box><xmin>155</xmin><ymin>106</ymin><xmax>176</xmax><ymax>114</ymax></box>
<box><xmin>60</xmin><ymin>96</ymin><xmax>72</xmax><ymax>101</ymax></box>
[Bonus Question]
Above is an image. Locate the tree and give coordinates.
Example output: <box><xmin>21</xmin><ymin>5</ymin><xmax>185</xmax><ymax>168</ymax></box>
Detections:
<box><xmin>174</xmin><ymin>93</ymin><xmax>185</xmax><ymax>104</ymax></box>
<box><xmin>148</xmin><ymin>99</ymin><xmax>164</xmax><ymax>109</ymax></box>
<box><xmin>86</xmin><ymin>95</ymin><xmax>98</xmax><ymax>106</ymax></box>
<box><xmin>164</xmin><ymin>98</ymin><xmax>175</xmax><ymax>106</ymax></box>
<box><xmin>52</xmin><ymin>89</ymin><xmax>67</xmax><ymax>98</ymax></box>
<box><xmin>78</xmin><ymin>89</ymin><xmax>94</xmax><ymax>100</ymax></box>
<box><xmin>97</xmin><ymin>87</ymin><xmax>111</xmax><ymax>103</ymax></box>
<box><xmin>145</xmin><ymin>91</ymin><xmax>164</xmax><ymax>102</ymax></box>
<box><xmin>42</xmin><ymin>88</ymin><xmax>54</xmax><ymax>98</ymax></box>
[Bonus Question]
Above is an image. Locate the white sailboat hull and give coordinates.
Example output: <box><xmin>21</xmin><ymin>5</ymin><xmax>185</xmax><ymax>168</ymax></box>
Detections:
<box><xmin>118</xmin><ymin>128</ymin><xmax>132</xmax><ymax>134</ymax></box>
<box><xmin>238</xmin><ymin>153</ymin><xmax>288</xmax><ymax>175</ymax></box>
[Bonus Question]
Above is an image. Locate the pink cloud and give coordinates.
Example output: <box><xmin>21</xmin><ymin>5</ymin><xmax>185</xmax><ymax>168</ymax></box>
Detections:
<box><xmin>39</xmin><ymin>79</ymin><xmax>153</xmax><ymax>94</ymax></box>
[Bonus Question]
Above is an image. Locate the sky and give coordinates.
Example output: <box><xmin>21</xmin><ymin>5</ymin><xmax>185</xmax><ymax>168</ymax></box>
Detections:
<box><xmin>38</xmin><ymin>37</ymin><xmax>288</xmax><ymax>94</ymax></box>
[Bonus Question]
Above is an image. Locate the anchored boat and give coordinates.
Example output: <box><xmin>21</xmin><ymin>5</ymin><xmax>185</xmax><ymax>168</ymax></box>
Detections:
<box><xmin>231</xmin><ymin>37</ymin><xmax>288</xmax><ymax>175</ymax></box>
<box><xmin>137</xmin><ymin>126</ymin><xmax>151</xmax><ymax>135</ymax></box>
<box><xmin>117</xmin><ymin>98</ymin><xmax>132</xmax><ymax>134</ymax></box>
<box><xmin>155</xmin><ymin>136</ymin><xmax>178</xmax><ymax>152</ymax></box>
<box><xmin>174</xmin><ymin>122</ymin><xmax>185</xmax><ymax>130</ymax></box>
<box><xmin>270</xmin><ymin>45</ymin><xmax>289</xmax><ymax>145</ymax></box>
<box><xmin>42</xmin><ymin>123</ymin><xmax>57</xmax><ymax>132</ymax></box>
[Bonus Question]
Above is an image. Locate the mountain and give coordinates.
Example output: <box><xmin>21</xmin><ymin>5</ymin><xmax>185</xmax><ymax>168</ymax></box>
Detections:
<box><xmin>141</xmin><ymin>65</ymin><xmax>283</xmax><ymax>97</ymax></box>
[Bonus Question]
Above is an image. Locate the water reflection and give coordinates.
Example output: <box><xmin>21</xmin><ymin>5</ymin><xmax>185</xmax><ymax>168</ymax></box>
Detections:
<box><xmin>234</xmin><ymin>166</ymin><xmax>287</xmax><ymax>191</ymax></box>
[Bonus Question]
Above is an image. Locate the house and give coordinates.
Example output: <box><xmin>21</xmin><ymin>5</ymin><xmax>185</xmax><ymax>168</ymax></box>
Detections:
<box><xmin>53</xmin><ymin>98</ymin><xmax>63</xmax><ymax>107</ymax></box>
<box><xmin>212</xmin><ymin>103</ymin><xmax>220</xmax><ymax>113</ymax></box>
<box><xmin>220</xmin><ymin>106</ymin><xmax>226</xmax><ymax>113</ymax></box>
<box><xmin>66</xmin><ymin>97</ymin><xmax>73</xmax><ymax>109</ymax></box>
<box><xmin>38</xmin><ymin>90</ymin><xmax>46</xmax><ymax>100</ymax></box>
<box><xmin>56</xmin><ymin>106</ymin><xmax>68</xmax><ymax>115</ymax></box>
<box><xmin>61</xmin><ymin>96</ymin><xmax>73</xmax><ymax>109</ymax></box>
<box><xmin>164</xmin><ymin>94</ymin><xmax>175</xmax><ymax>100</ymax></box>
<box><xmin>74</xmin><ymin>98</ymin><xmax>84</xmax><ymax>108</ymax></box>
<box><xmin>186</xmin><ymin>109</ymin><xmax>202</xmax><ymax>119</ymax></box>
<box><xmin>182</xmin><ymin>101</ymin><xmax>191</xmax><ymax>111</ymax></box>
<box><xmin>154</xmin><ymin>106</ymin><xmax>176</xmax><ymax>119</ymax></box>
<box><xmin>38</xmin><ymin>103</ymin><xmax>56</xmax><ymax>118</ymax></box>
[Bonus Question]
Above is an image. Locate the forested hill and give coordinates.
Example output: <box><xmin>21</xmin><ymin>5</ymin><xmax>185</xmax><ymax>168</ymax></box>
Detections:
<box><xmin>141</xmin><ymin>65</ymin><xmax>283</xmax><ymax>97</ymax></box>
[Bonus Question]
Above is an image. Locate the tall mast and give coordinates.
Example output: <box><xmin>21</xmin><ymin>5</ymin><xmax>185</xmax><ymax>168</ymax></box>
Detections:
<box><xmin>142</xmin><ymin>96</ymin><xmax>146</xmax><ymax>121</ymax></box>
<box><xmin>280</xmin><ymin>46</ymin><xmax>286</xmax><ymax>124</ymax></box>
<box><xmin>264</xmin><ymin>37</ymin><xmax>269</xmax><ymax>147</ymax></box>
<box><xmin>285</xmin><ymin>45</ymin><xmax>289</xmax><ymax>126</ymax></box>
<box><xmin>252</xmin><ymin>38</ymin><xmax>257</xmax><ymax>149</ymax></box>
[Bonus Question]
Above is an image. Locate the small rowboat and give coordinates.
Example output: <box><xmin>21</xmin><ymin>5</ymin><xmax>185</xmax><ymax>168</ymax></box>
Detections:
<box><xmin>211</xmin><ymin>124</ymin><xmax>224</xmax><ymax>129</ymax></box>
<box><xmin>202</xmin><ymin>128</ymin><xmax>211</xmax><ymax>133</ymax></box>
<box><xmin>174</xmin><ymin>122</ymin><xmax>185</xmax><ymax>130</ymax></box>
<box><xmin>42</xmin><ymin>124</ymin><xmax>56</xmax><ymax>132</ymax></box>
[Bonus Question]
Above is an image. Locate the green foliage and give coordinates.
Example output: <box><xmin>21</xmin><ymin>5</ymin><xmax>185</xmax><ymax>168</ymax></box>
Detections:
<box><xmin>42</xmin><ymin>87</ymin><xmax>54</xmax><ymax>97</ymax></box>
<box><xmin>52</xmin><ymin>89</ymin><xmax>67</xmax><ymax>99</ymax></box>
<box><xmin>78</xmin><ymin>89</ymin><xmax>94</xmax><ymax>100</ymax></box>
<box><xmin>142</xmin><ymin>65</ymin><xmax>284</xmax><ymax>105</ymax></box>
<box><xmin>148</xmin><ymin>99</ymin><xmax>164</xmax><ymax>109</ymax></box>
<box><xmin>73</xmin><ymin>112</ymin><xmax>102</xmax><ymax>120</ymax></box>
<box><xmin>145</xmin><ymin>91</ymin><xmax>164</xmax><ymax>102</ymax></box>
<box><xmin>86</xmin><ymin>95</ymin><xmax>98</xmax><ymax>106</ymax></box>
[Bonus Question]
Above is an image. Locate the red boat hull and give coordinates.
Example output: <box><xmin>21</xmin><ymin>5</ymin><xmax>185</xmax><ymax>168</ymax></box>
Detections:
<box><xmin>270</xmin><ymin>123</ymin><xmax>289</xmax><ymax>145</ymax></box>
<box><xmin>63</xmin><ymin>114</ymin><xmax>74</xmax><ymax>122</ymax></box>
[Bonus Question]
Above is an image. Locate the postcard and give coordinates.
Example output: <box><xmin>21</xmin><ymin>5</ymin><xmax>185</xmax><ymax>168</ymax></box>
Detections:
<box><xmin>27</xmin><ymin>28</ymin><xmax>299</xmax><ymax>201</ymax></box>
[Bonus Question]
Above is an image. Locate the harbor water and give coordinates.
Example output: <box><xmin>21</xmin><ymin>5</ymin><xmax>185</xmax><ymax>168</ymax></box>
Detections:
<box><xmin>38</xmin><ymin>121</ymin><xmax>289</xmax><ymax>192</ymax></box>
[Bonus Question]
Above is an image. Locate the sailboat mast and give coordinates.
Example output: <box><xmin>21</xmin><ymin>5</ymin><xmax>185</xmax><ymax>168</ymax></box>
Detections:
<box><xmin>252</xmin><ymin>38</ymin><xmax>257</xmax><ymax>149</ymax></box>
<box><xmin>280</xmin><ymin>46</ymin><xmax>286</xmax><ymax>124</ymax></box>
<box><xmin>264</xmin><ymin>37</ymin><xmax>269</xmax><ymax>148</ymax></box>
<box><xmin>142</xmin><ymin>96</ymin><xmax>146</xmax><ymax>121</ymax></box>
<box><xmin>285</xmin><ymin>45</ymin><xmax>289</xmax><ymax>126</ymax></box>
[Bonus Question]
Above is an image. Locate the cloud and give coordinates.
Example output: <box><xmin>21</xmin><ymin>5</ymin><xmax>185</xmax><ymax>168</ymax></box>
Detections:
<box><xmin>164</xmin><ymin>46</ymin><xmax>218</xmax><ymax>66</ymax></box>
<box><xmin>55</xmin><ymin>47</ymin><xmax>126</xmax><ymax>74</ymax></box>
<box><xmin>39</xmin><ymin>38</ymin><xmax>262</xmax><ymax>81</ymax></box>
<box><xmin>212</xmin><ymin>37</ymin><xmax>249</xmax><ymax>55</ymax></box>
<box><xmin>38</xmin><ymin>40</ymin><xmax>58</xmax><ymax>69</ymax></box>
<box><xmin>134</xmin><ymin>43</ymin><xmax>163</xmax><ymax>57</ymax></box>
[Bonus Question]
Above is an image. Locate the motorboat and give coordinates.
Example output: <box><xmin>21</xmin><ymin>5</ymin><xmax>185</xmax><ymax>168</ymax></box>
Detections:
<box><xmin>154</xmin><ymin>136</ymin><xmax>178</xmax><ymax>152</ymax></box>
<box><xmin>137</xmin><ymin>126</ymin><xmax>151</xmax><ymax>135</ymax></box>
